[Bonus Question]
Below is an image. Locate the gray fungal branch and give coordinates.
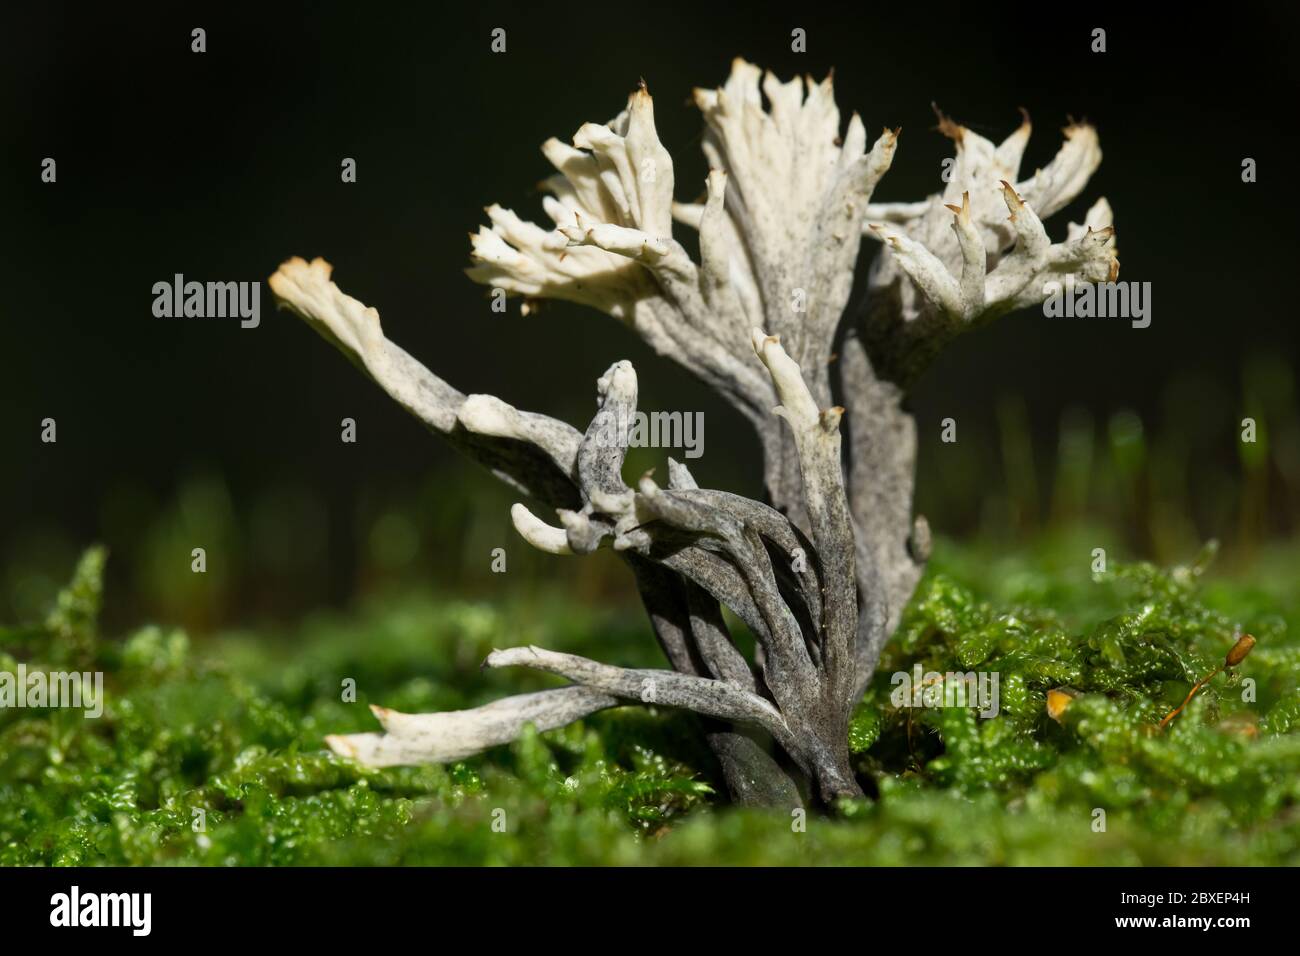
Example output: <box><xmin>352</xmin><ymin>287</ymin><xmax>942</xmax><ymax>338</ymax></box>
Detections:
<box><xmin>270</xmin><ymin>58</ymin><xmax>1116</xmax><ymax>807</ymax></box>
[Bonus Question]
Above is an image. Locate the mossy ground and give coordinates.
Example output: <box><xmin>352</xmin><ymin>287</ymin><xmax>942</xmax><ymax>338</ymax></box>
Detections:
<box><xmin>3</xmin><ymin>534</ymin><xmax>1298</xmax><ymax>866</ymax></box>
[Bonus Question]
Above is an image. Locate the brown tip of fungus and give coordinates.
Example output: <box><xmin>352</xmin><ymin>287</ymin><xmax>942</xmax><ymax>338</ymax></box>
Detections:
<box><xmin>1226</xmin><ymin>634</ymin><xmax>1256</xmax><ymax>667</ymax></box>
<box><xmin>931</xmin><ymin>103</ymin><xmax>964</xmax><ymax>145</ymax></box>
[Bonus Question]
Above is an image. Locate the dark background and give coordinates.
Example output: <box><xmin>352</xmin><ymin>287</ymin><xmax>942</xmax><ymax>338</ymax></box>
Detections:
<box><xmin>2</xmin><ymin>2</ymin><xmax>1297</xmax><ymax>628</ymax></box>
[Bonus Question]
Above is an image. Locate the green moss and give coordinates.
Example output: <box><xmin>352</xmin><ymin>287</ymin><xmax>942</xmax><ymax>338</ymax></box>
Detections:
<box><xmin>2</xmin><ymin>538</ymin><xmax>1298</xmax><ymax>865</ymax></box>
